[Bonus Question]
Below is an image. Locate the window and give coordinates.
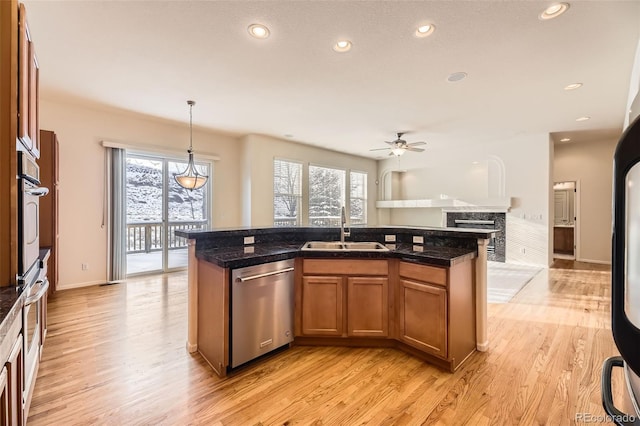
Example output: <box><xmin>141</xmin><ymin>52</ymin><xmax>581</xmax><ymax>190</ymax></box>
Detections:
<box><xmin>274</xmin><ymin>159</ymin><xmax>302</xmax><ymax>226</ymax></box>
<box><xmin>350</xmin><ymin>171</ymin><xmax>367</xmax><ymax>225</ymax></box>
<box><xmin>273</xmin><ymin>162</ymin><xmax>368</xmax><ymax>227</ymax></box>
<box><xmin>309</xmin><ymin>165</ymin><xmax>346</xmax><ymax>226</ymax></box>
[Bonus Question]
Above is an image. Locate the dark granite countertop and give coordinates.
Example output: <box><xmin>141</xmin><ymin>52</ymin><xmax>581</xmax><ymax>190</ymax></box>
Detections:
<box><xmin>195</xmin><ymin>242</ymin><xmax>476</xmax><ymax>269</ymax></box>
<box><xmin>177</xmin><ymin>225</ymin><xmax>495</xmax><ymax>241</ymax></box>
<box><xmin>196</xmin><ymin>243</ymin><xmax>302</xmax><ymax>269</ymax></box>
<box><xmin>0</xmin><ymin>286</ymin><xmax>25</xmax><ymax>351</ymax></box>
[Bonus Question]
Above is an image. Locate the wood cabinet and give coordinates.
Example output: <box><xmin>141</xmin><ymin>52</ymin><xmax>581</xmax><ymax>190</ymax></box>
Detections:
<box><xmin>399</xmin><ymin>278</ymin><xmax>447</xmax><ymax>357</ymax></box>
<box><xmin>0</xmin><ymin>366</ymin><xmax>9</xmax><ymax>426</ymax></box>
<box><xmin>196</xmin><ymin>259</ymin><xmax>229</xmax><ymax>377</ymax></box>
<box><xmin>0</xmin><ymin>306</ymin><xmax>23</xmax><ymax>426</ymax></box>
<box><xmin>0</xmin><ymin>0</ymin><xmax>20</xmax><ymax>286</ymax></box>
<box><xmin>18</xmin><ymin>3</ymin><xmax>39</xmax><ymax>158</ymax></box>
<box><xmin>397</xmin><ymin>260</ymin><xmax>476</xmax><ymax>370</ymax></box>
<box><xmin>301</xmin><ymin>276</ymin><xmax>344</xmax><ymax>336</ymax></box>
<box><xmin>1</xmin><ymin>0</ymin><xmax>41</xmax><ymax>286</ymax></box>
<box><xmin>347</xmin><ymin>277</ymin><xmax>388</xmax><ymax>337</ymax></box>
<box><xmin>553</xmin><ymin>226</ymin><xmax>574</xmax><ymax>255</ymax></box>
<box><xmin>298</xmin><ymin>259</ymin><xmax>389</xmax><ymax>338</ymax></box>
<box><xmin>4</xmin><ymin>335</ymin><xmax>23</xmax><ymax>426</ymax></box>
<box><xmin>39</xmin><ymin>130</ymin><xmax>59</xmax><ymax>294</ymax></box>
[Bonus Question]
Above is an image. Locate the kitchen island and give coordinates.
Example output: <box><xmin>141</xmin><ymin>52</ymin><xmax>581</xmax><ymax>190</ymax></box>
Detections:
<box><xmin>176</xmin><ymin>226</ymin><xmax>494</xmax><ymax>376</ymax></box>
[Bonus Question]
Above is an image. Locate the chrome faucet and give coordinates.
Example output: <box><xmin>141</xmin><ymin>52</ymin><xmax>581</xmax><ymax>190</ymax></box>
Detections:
<box><xmin>340</xmin><ymin>206</ymin><xmax>351</xmax><ymax>243</ymax></box>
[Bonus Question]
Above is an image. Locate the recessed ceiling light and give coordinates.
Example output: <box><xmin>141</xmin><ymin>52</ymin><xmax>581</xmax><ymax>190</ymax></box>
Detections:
<box><xmin>560</xmin><ymin>138</ymin><xmax>571</xmax><ymax>142</ymax></box>
<box><xmin>539</xmin><ymin>3</ymin><xmax>570</xmax><ymax>20</ymax></box>
<box><xmin>415</xmin><ymin>24</ymin><xmax>436</xmax><ymax>38</ymax></box>
<box><xmin>471</xmin><ymin>161</ymin><xmax>480</xmax><ymax>165</ymax></box>
<box><xmin>564</xmin><ymin>83</ymin><xmax>583</xmax><ymax>91</ymax></box>
<box><xmin>284</xmin><ymin>134</ymin><xmax>294</xmax><ymax>138</ymax></box>
<box><xmin>576</xmin><ymin>116</ymin><xmax>590</xmax><ymax>122</ymax></box>
<box><xmin>333</xmin><ymin>40</ymin><xmax>352</xmax><ymax>53</ymax></box>
<box><xmin>447</xmin><ymin>72</ymin><xmax>468</xmax><ymax>82</ymax></box>
<box><xmin>248</xmin><ymin>24</ymin><xmax>270</xmax><ymax>39</ymax></box>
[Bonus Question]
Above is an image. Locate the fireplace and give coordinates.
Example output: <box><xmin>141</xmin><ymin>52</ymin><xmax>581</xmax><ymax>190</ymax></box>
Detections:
<box><xmin>446</xmin><ymin>212</ymin><xmax>505</xmax><ymax>262</ymax></box>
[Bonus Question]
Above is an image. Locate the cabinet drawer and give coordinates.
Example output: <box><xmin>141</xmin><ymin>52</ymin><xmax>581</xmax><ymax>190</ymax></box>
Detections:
<box><xmin>399</xmin><ymin>261</ymin><xmax>447</xmax><ymax>287</ymax></box>
<box><xmin>303</xmin><ymin>259</ymin><xmax>388</xmax><ymax>276</ymax></box>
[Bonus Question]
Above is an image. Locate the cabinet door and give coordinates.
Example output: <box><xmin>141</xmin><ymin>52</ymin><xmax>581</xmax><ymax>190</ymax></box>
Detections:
<box><xmin>347</xmin><ymin>277</ymin><xmax>388</xmax><ymax>337</ymax></box>
<box><xmin>17</xmin><ymin>4</ymin><xmax>39</xmax><ymax>157</ymax></box>
<box><xmin>301</xmin><ymin>276</ymin><xmax>344</xmax><ymax>336</ymax></box>
<box><xmin>5</xmin><ymin>335</ymin><xmax>23</xmax><ymax>426</ymax></box>
<box><xmin>18</xmin><ymin>3</ymin><xmax>31</xmax><ymax>151</ymax></box>
<box><xmin>28</xmin><ymin>41</ymin><xmax>39</xmax><ymax>158</ymax></box>
<box><xmin>399</xmin><ymin>279</ymin><xmax>447</xmax><ymax>358</ymax></box>
<box><xmin>0</xmin><ymin>366</ymin><xmax>8</xmax><ymax>426</ymax></box>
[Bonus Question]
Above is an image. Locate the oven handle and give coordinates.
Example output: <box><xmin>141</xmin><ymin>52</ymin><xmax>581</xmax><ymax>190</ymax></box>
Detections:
<box><xmin>25</xmin><ymin>279</ymin><xmax>49</xmax><ymax>306</ymax></box>
<box><xmin>237</xmin><ymin>267</ymin><xmax>294</xmax><ymax>282</ymax></box>
<box><xmin>25</xmin><ymin>186</ymin><xmax>49</xmax><ymax>197</ymax></box>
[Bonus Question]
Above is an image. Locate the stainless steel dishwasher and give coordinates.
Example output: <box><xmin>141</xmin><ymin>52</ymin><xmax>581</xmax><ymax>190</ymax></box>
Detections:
<box><xmin>231</xmin><ymin>259</ymin><xmax>295</xmax><ymax>368</ymax></box>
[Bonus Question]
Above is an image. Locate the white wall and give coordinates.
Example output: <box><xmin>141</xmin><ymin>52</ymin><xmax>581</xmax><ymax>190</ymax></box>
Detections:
<box><xmin>377</xmin><ymin>133</ymin><xmax>552</xmax><ymax>266</ymax></box>
<box><xmin>554</xmin><ymin>137</ymin><xmax>618</xmax><ymax>264</ymax></box>
<box><xmin>40</xmin><ymin>99</ymin><xmax>380</xmax><ymax>288</ymax></box>
<box><xmin>239</xmin><ymin>134</ymin><xmax>378</xmax><ymax>227</ymax></box>
<box><xmin>39</xmin><ymin>98</ymin><xmax>242</xmax><ymax>289</ymax></box>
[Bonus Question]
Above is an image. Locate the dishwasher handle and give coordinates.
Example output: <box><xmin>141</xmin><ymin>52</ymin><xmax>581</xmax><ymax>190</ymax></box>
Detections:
<box><xmin>237</xmin><ymin>267</ymin><xmax>294</xmax><ymax>282</ymax></box>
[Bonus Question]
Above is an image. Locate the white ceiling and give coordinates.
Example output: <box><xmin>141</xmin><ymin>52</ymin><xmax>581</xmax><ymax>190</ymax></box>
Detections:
<box><xmin>23</xmin><ymin>0</ymin><xmax>640</xmax><ymax>159</ymax></box>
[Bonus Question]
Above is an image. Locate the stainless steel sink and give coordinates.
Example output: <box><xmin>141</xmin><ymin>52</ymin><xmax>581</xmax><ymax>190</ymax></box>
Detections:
<box><xmin>302</xmin><ymin>241</ymin><xmax>345</xmax><ymax>250</ymax></box>
<box><xmin>301</xmin><ymin>241</ymin><xmax>389</xmax><ymax>252</ymax></box>
<box><xmin>342</xmin><ymin>242</ymin><xmax>388</xmax><ymax>251</ymax></box>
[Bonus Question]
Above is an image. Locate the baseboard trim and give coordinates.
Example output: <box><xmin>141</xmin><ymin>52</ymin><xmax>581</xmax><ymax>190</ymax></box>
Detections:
<box><xmin>576</xmin><ymin>258</ymin><xmax>611</xmax><ymax>265</ymax></box>
<box><xmin>477</xmin><ymin>341</ymin><xmax>489</xmax><ymax>352</ymax></box>
<box><xmin>57</xmin><ymin>280</ymin><xmax>106</xmax><ymax>290</ymax></box>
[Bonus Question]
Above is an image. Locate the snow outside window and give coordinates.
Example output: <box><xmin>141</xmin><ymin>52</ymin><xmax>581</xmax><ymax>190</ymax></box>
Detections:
<box><xmin>309</xmin><ymin>165</ymin><xmax>346</xmax><ymax>227</ymax></box>
<box><xmin>350</xmin><ymin>171</ymin><xmax>367</xmax><ymax>225</ymax></box>
<box><xmin>274</xmin><ymin>159</ymin><xmax>302</xmax><ymax>226</ymax></box>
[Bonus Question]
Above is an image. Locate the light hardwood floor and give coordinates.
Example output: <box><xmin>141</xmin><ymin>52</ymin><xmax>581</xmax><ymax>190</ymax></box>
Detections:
<box><xmin>28</xmin><ymin>265</ymin><xmax>624</xmax><ymax>425</ymax></box>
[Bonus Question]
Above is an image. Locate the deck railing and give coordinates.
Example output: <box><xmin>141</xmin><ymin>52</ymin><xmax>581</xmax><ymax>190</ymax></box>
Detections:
<box><xmin>126</xmin><ymin>221</ymin><xmax>207</xmax><ymax>254</ymax></box>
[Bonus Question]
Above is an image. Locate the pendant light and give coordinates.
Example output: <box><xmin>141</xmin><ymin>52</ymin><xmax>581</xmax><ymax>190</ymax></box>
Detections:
<box><xmin>174</xmin><ymin>100</ymin><xmax>208</xmax><ymax>190</ymax></box>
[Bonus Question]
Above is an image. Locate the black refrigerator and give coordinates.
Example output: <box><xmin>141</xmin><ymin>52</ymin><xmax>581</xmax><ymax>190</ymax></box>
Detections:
<box><xmin>602</xmin><ymin>113</ymin><xmax>640</xmax><ymax>425</ymax></box>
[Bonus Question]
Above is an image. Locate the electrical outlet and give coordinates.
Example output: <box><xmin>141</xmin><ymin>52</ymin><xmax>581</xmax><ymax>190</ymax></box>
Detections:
<box><xmin>413</xmin><ymin>235</ymin><xmax>424</xmax><ymax>244</ymax></box>
<box><xmin>384</xmin><ymin>234</ymin><xmax>396</xmax><ymax>242</ymax></box>
<box><xmin>82</xmin><ymin>263</ymin><xmax>88</xmax><ymax>271</ymax></box>
<box><xmin>244</xmin><ymin>236</ymin><xmax>255</xmax><ymax>245</ymax></box>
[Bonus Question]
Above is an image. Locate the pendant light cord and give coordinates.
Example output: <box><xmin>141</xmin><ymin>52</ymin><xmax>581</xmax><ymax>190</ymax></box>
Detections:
<box><xmin>188</xmin><ymin>100</ymin><xmax>195</xmax><ymax>152</ymax></box>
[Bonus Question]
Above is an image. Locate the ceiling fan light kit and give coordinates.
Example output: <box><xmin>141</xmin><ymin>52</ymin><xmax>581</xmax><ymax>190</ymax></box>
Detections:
<box><xmin>370</xmin><ymin>132</ymin><xmax>427</xmax><ymax>156</ymax></box>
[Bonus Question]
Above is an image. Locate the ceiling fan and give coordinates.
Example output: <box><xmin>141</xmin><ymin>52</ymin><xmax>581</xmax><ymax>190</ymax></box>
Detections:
<box><xmin>370</xmin><ymin>132</ymin><xmax>426</xmax><ymax>156</ymax></box>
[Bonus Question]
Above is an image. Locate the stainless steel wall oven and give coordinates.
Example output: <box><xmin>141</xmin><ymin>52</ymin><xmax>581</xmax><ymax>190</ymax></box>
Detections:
<box><xmin>17</xmin><ymin>150</ymin><xmax>49</xmax><ymax>415</ymax></box>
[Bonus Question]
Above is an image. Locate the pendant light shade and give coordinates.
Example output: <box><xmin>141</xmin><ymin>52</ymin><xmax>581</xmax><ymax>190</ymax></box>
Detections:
<box><xmin>174</xmin><ymin>100</ymin><xmax>208</xmax><ymax>191</ymax></box>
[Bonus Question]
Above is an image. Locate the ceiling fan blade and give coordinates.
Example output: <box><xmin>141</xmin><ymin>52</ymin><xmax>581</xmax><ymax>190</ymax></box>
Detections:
<box><xmin>384</xmin><ymin>141</ymin><xmax>396</xmax><ymax>145</ymax></box>
<box><xmin>369</xmin><ymin>147</ymin><xmax>391</xmax><ymax>151</ymax></box>
<box><xmin>406</xmin><ymin>147</ymin><xmax>425</xmax><ymax>152</ymax></box>
<box><xmin>408</xmin><ymin>141</ymin><xmax>427</xmax><ymax>146</ymax></box>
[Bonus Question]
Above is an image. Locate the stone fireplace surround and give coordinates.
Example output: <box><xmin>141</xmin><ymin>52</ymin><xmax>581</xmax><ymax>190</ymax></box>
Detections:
<box><xmin>446</xmin><ymin>211</ymin><xmax>506</xmax><ymax>262</ymax></box>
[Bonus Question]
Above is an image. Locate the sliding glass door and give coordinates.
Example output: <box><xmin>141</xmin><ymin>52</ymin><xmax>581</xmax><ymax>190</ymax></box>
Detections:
<box><xmin>126</xmin><ymin>153</ymin><xmax>210</xmax><ymax>275</ymax></box>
